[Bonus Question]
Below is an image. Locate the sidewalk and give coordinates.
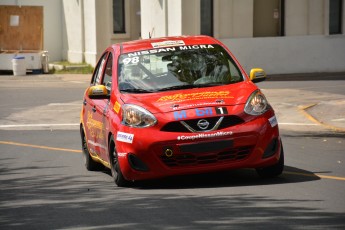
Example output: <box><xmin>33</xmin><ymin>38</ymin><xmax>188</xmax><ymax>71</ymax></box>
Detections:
<box><xmin>1</xmin><ymin>72</ymin><xmax>344</xmax><ymax>133</ymax></box>
<box><xmin>303</xmin><ymin>100</ymin><xmax>345</xmax><ymax>133</ymax></box>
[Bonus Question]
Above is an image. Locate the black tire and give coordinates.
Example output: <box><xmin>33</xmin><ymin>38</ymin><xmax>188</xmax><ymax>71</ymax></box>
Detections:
<box><xmin>81</xmin><ymin>127</ymin><xmax>101</xmax><ymax>171</ymax></box>
<box><xmin>256</xmin><ymin>144</ymin><xmax>284</xmax><ymax>178</ymax></box>
<box><xmin>109</xmin><ymin>136</ymin><xmax>130</xmax><ymax>187</ymax></box>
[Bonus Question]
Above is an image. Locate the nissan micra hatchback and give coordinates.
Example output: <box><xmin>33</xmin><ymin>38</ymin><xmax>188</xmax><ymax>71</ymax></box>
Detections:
<box><xmin>80</xmin><ymin>35</ymin><xmax>284</xmax><ymax>186</ymax></box>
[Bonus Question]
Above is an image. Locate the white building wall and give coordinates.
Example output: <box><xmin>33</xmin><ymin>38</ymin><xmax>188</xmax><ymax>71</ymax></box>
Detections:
<box><xmin>62</xmin><ymin>0</ymin><xmax>83</xmax><ymax>63</ymax></box>
<box><xmin>140</xmin><ymin>0</ymin><xmax>199</xmax><ymax>38</ymax></box>
<box><xmin>219</xmin><ymin>0</ymin><xmax>345</xmax><ymax>75</ymax></box>
<box><xmin>83</xmin><ymin>0</ymin><xmax>97</xmax><ymax>65</ymax></box>
<box><xmin>2</xmin><ymin>0</ymin><xmax>63</xmax><ymax>62</ymax></box>
<box><xmin>167</xmin><ymin>0</ymin><xmax>182</xmax><ymax>36</ymax></box>
<box><xmin>222</xmin><ymin>36</ymin><xmax>345</xmax><ymax>75</ymax></box>
<box><xmin>140</xmin><ymin>0</ymin><xmax>167</xmax><ymax>38</ymax></box>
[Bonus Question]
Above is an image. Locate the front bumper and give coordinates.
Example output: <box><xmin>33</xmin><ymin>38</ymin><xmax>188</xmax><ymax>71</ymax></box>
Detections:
<box><xmin>115</xmin><ymin>110</ymin><xmax>281</xmax><ymax>181</ymax></box>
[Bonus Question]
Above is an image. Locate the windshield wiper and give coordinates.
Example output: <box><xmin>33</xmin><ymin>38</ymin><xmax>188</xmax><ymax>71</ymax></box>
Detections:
<box><xmin>194</xmin><ymin>83</ymin><xmax>225</xmax><ymax>88</ymax></box>
<box><xmin>156</xmin><ymin>84</ymin><xmax>196</xmax><ymax>92</ymax></box>
<box><xmin>120</xmin><ymin>88</ymin><xmax>154</xmax><ymax>93</ymax></box>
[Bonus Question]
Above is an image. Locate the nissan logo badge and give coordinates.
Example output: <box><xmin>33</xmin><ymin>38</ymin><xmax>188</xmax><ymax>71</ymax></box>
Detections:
<box><xmin>197</xmin><ymin>119</ymin><xmax>210</xmax><ymax>130</ymax></box>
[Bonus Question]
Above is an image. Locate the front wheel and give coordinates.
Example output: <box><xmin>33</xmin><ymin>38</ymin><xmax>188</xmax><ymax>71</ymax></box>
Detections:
<box><xmin>109</xmin><ymin>136</ymin><xmax>130</xmax><ymax>187</ymax></box>
<box><xmin>256</xmin><ymin>144</ymin><xmax>284</xmax><ymax>178</ymax></box>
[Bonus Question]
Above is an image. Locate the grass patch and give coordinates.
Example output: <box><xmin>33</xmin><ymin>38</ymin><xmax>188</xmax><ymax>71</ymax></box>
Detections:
<box><xmin>49</xmin><ymin>61</ymin><xmax>94</xmax><ymax>74</ymax></box>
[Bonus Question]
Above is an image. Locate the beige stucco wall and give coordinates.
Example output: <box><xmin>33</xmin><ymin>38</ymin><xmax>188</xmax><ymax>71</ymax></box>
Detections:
<box><xmin>285</xmin><ymin>0</ymin><xmax>325</xmax><ymax>36</ymax></box>
<box><xmin>181</xmin><ymin>0</ymin><xmax>200</xmax><ymax>35</ymax></box>
<box><xmin>214</xmin><ymin>0</ymin><xmax>253</xmax><ymax>38</ymax></box>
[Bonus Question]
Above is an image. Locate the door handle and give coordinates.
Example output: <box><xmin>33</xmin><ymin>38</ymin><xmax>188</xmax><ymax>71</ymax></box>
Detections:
<box><xmin>92</xmin><ymin>107</ymin><xmax>96</xmax><ymax>113</ymax></box>
<box><xmin>83</xmin><ymin>99</ymin><xmax>87</xmax><ymax>106</ymax></box>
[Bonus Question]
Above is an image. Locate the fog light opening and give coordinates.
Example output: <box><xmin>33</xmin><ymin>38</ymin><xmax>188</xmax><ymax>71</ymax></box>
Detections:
<box><xmin>164</xmin><ymin>148</ymin><xmax>174</xmax><ymax>158</ymax></box>
<box><xmin>262</xmin><ymin>138</ymin><xmax>279</xmax><ymax>159</ymax></box>
<box><xmin>128</xmin><ymin>154</ymin><xmax>149</xmax><ymax>172</ymax></box>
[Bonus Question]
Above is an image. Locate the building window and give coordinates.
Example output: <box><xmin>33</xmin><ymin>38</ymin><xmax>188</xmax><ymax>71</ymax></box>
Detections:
<box><xmin>329</xmin><ymin>0</ymin><xmax>342</xmax><ymax>34</ymax></box>
<box><xmin>113</xmin><ymin>0</ymin><xmax>125</xmax><ymax>33</ymax></box>
<box><xmin>200</xmin><ymin>0</ymin><xmax>213</xmax><ymax>36</ymax></box>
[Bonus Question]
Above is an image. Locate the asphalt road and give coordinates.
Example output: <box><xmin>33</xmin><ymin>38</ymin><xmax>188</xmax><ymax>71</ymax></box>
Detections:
<box><xmin>0</xmin><ymin>74</ymin><xmax>344</xmax><ymax>229</ymax></box>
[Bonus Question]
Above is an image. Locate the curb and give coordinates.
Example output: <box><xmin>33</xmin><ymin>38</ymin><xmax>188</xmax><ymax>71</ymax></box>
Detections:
<box><xmin>267</xmin><ymin>72</ymin><xmax>345</xmax><ymax>81</ymax></box>
<box><xmin>299</xmin><ymin>104</ymin><xmax>345</xmax><ymax>133</ymax></box>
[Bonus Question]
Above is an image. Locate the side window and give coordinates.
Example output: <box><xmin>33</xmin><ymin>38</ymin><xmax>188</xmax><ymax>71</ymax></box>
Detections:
<box><xmin>91</xmin><ymin>52</ymin><xmax>108</xmax><ymax>85</ymax></box>
<box><xmin>103</xmin><ymin>53</ymin><xmax>113</xmax><ymax>92</ymax></box>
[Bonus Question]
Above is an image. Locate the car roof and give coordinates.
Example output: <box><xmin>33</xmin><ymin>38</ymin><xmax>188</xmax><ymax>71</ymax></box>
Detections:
<box><xmin>114</xmin><ymin>35</ymin><xmax>222</xmax><ymax>54</ymax></box>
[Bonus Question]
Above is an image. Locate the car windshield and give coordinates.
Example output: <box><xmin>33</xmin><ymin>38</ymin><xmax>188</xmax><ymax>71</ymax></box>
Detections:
<box><xmin>118</xmin><ymin>44</ymin><xmax>243</xmax><ymax>93</ymax></box>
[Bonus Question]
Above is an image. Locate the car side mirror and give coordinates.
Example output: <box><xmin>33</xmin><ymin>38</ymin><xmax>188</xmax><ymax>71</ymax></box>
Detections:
<box><xmin>249</xmin><ymin>68</ymin><xmax>266</xmax><ymax>83</ymax></box>
<box><xmin>88</xmin><ymin>85</ymin><xmax>110</xmax><ymax>99</ymax></box>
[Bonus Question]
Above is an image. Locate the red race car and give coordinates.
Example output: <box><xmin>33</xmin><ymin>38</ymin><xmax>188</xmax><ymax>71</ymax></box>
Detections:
<box><xmin>80</xmin><ymin>35</ymin><xmax>284</xmax><ymax>186</ymax></box>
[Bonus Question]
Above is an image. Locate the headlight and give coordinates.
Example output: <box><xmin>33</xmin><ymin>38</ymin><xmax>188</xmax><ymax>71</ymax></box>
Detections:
<box><xmin>122</xmin><ymin>104</ymin><xmax>157</xmax><ymax>128</ymax></box>
<box><xmin>244</xmin><ymin>90</ymin><xmax>269</xmax><ymax>115</ymax></box>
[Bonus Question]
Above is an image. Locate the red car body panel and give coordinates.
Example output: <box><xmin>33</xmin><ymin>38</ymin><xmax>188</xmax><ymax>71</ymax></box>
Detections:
<box><xmin>80</xmin><ymin>35</ymin><xmax>282</xmax><ymax>182</ymax></box>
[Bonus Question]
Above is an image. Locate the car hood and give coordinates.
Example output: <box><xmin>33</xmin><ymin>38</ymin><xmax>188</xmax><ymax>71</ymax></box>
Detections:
<box><xmin>120</xmin><ymin>82</ymin><xmax>258</xmax><ymax>114</ymax></box>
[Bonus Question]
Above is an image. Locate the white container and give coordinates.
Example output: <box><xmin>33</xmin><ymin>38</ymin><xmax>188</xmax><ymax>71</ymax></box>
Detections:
<box><xmin>12</xmin><ymin>56</ymin><xmax>26</xmax><ymax>76</ymax></box>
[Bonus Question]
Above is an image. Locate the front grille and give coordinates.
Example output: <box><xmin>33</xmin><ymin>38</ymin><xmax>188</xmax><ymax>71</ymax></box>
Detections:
<box><xmin>160</xmin><ymin>146</ymin><xmax>253</xmax><ymax>167</ymax></box>
<box><xmin>161</xmin><ymin>115</ymin><xmax>244</xmax><ymax>133</ymax></box>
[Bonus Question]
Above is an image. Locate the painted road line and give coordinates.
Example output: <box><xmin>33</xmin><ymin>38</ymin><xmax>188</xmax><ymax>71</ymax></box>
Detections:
<box><xmin>284</xmin><ymin>171</ymin><xmax>345</xmax><ymax>181</ymax></box>
<box><xmin>48</xmin><ymin>103</ymin><xmax>81</xmax><ymax>106</ymax></box>
<box><xmin>279</xmin><ymin>123</ymin><xmax>318</xmax><ymax>126</ymax></box>
<box><xmin>0</xmin><ymin>141</ymin><xmax>82</xmax><ymax>153</ymax></box>
<box><xmin>0</xmin><ymin>123</ymin><xmax>79</xmax><ymax>128</ymax></box>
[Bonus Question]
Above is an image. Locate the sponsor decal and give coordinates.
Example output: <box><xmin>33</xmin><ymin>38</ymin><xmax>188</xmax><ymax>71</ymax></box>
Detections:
<box><xmin>173</xmin><ymin>107</ymin><xmax>226</xmax><ymax>121</ymax></box>
<box><xmin>172</xmin><ymin>102</ymin><xmax>225</xmax><ymax>110</ymax></box>
<box><xmin>151</xmin><ymin>40</ymin><xmax>185</xmax><ymax>48</ymax></box>
<box><xmin>158</xmin><ymin>91</ymin><xmax>233</xmax><ymax>103</ymax></box>
<box><xmin>117</xmin><ymin>152</ymin><xmax>127</xmax><ymax>157</ymax></box>
<box><xmin>177</xmin><ymin>131</ymin><xmax>233</xmax><ymax>141</ymax></box>
<box><xmin>196</xmin><ymin>107</ymin><xmax>213</xmax><ymax>117</ymax></box>
<box><xmin>174</xmin><ymin>110</ymin><xmax>187</xmax><ymax>120</ymax></box>
<box><xmin>114</xmin><ymin>101</ymin><xmax>121</xmax><ymax>114</ymax></box>
<box><xmin>179</xmin><ymin>44</ymin><xmax>214</xmax><ymax>50</ymax></box>
<box><xmin>87</xmin><ymin>140</ymin><xmax>107</xmax><ymax>150</ymax></box>
<box><xmin>127</xmin><ymin>45</ymin><xmax>215</xmax><ymax>58</ymax></box>
<box><xmin>268</xmin><ymin>115</ymin><xmax>278</xmax><ymax>127</ymax></box>
<box><xmin>173</xmin><ymin>107</ymin><xmax>213</xmax><ymax>121</ymax></box>
<box><xmin>116</xmin><ymin>131</ymin><xmax>134</xmax><ymax>144</ymax></box>
<box><xmin>86</xmin><ymin>111</ymin><xmax>104</xmax><ymax>139</ymax></box>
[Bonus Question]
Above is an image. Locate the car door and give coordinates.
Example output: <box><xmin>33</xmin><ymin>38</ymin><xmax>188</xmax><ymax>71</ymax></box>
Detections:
<box><xmin>83</xmin><ymin>52</ymin><xmax>111</xmax><ymax>161</ymax></box>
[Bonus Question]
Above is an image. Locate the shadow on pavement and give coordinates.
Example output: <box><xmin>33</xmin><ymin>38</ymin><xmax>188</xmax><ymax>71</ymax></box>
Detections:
<box><xmin>131</xmin><ymin>166</ymin><xmax>319</xmax><ymax>190</ymax></box>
